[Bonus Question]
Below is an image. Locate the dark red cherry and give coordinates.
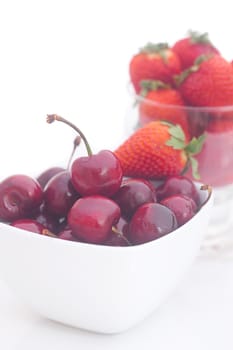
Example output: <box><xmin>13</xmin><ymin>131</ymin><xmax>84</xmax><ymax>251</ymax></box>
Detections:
<box><xmin>113</xmin><ymin>178</ymin><xmax>156</xmax><ymax>219</ymax></box>
<box><xmin>44</xmin><ymin>170</ymin><xmax>80</xmax><ymax>217</ymax></box>
<box><xmin>104</xmin><ymin>230</ymin><xmax>131</xmax><ymax>246</ymax></box>
<box><xmin>129</xmin><ymin>203</ymin><xmax>178</xmax><ymax>245</ymax></box>
<box><xmin>115</xmin><ymin>216</ymin><xmax>129</xmax><ymax>237</ymax></box>
<box><xmin>71</xmin><ymin>150</ymin><xmax>123</xmax><ymax>197</ymax></box>
<box><xmin>57</xmin><ymin>228</ymin><xmax>80</xmax><ymax>241</ymax></box>
<box><xmin>0</xmin><ymin>175</ymin><xmax>43</xmax><ymax>222</ymax></box>
<box><xmin>37</xmin><ymin>167</ymin><xmax>65</xmax><ymax>189</ymax></box>
<box><xmin>160</xmin><ymin>195</ymin><xmax>197</xmax><ymax>226</ymax></box>
<box><xmin>68</xmin><ymin>195</ymin><xmax>121</xmax><ymax>244</ymax></box>
<box><xmin>32</xmin><ymin>205</ymin><xmax>67</xmax><ymax>233</ymax></box>
<box><xmin>156</xmin><ymin>175</ymin><xmax>200</xmax><ymax>205</ymax></box>
<box><xmin>46</xmin><ymin>114</ymin><xmax>122</xmax><ymax>197</ymax></box>
<box><xmin>11</xmin><ymin>219</ymin><xmax>46</xmax><ymax>234</ymax></box>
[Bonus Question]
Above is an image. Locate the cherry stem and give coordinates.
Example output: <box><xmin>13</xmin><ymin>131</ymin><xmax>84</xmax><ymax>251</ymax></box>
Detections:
<box><xmin>112</xmin><ymin>226</ymin><xmax>132</xmax><ymax>245</ymax></box>
<box><xmin>42</xmin><ymin>229</ymin><xmax>57</xmax><ymax>238</ymax></box>
<box><xmin>199</xmin><ymin>184</ymin><xmax>212</xmax><ymax>209</ymax></box>
<box><xmin>46</xmin><ymin>114</ymin><xmax>93</xmax><ymax>156</ymax></box>
<box><xmin>67</xmin><ymin>136</ymin><xmax>81</xmax><ymax>169</ymax></box>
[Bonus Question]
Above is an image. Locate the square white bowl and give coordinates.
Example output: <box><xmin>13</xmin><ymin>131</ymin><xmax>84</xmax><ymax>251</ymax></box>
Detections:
<box><xmin>0</xmin><ymin>185</ymin><xmax>213</xmax><ymax>334</ymax></box>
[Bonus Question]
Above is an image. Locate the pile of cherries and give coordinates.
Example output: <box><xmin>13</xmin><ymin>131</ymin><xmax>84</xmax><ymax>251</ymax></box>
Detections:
<box><xmin>0</xmin><ymin>115</ymin><xmax>208</xmax><ymax>246</ymax></box>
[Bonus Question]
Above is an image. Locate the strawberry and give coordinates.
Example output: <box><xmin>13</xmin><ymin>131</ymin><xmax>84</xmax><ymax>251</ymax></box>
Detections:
<box><xmin>138</xmin><ymin>79</ymin><xmax>190</xmax><ymax>138</ymax></box>
<box><xmin>129</xmin><ymin>43</ymin><xmax>181</xmax><ymax>94</ymax></box>
<box><xmin>175</xmin><ymin>54</ymin><xmax>233</xmax><ymax>108</ymax></box>
<box><xmin>114</xmin><ymin>121</ymin><xmax>205</xmax><ymax>180</ymax></box>
<box><xmin>172</xmin><ymin>30</ymin><xmax>219</xmax><ymax>69</ymax></box>
<box><xmin>207</xmin><ymin>117</ymin><xmax>233</xmax><ymax>133</ymax></box>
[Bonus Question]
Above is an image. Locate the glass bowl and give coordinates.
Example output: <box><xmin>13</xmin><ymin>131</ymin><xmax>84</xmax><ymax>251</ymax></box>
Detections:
<box><xmin>125</xmin><ymin>89</ymin><xmax>233</xmax><ymax>257</ymax></box>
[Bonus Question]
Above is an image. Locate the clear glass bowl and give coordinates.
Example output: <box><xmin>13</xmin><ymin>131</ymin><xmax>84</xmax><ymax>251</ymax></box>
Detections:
<box><xmin>125</xmin><ymin>89</ymin><xmax>233</xmax><ymax>258</ymax></box>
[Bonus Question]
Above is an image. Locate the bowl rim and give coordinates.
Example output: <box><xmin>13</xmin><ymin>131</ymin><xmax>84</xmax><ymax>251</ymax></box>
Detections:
<box><xmin>0</xmin><ymin>183</ymin><xmax>213</xmax><ymax>252</ymax></box>
<box><xmin>127</xmin><ymin>83</ymin><xmax>233</xmax><ymax>113</ymax></box>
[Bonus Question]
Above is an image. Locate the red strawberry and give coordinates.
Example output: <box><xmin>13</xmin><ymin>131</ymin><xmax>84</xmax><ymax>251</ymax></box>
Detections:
<box><xmin>172</xmin><ymin>30</ymin><xmax>219</xmax><ymax>69</ymax></box>
<box><xmin>115</xmin><ymin>121</ymin><xmax>205</xmax><ymax>180</ymax></box>
<box><xmin>207</xmin><ymin>117</ymin><xmax>233</xmax><ymax>132</ymax></box>
<box><xmin>129</xmin><ymin>43</ymin><xmax>181</xmax><ymax>93</ymax></box>
<box><xmin>175</xmin><ymin>54</ymin><xmax>233</xmax><ymax>108</ymax></box>
<box><xmin>137</xmin><ymin>79</ymin><xmax>190</xmax><ymax>138</ymax></box>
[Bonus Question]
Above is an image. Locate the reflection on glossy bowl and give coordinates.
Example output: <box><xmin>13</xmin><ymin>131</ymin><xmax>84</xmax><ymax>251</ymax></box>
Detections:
<box><xmin>0</xmin><ymin>185</ymin><xmax>213</xmax><ymax>334</ymax></box>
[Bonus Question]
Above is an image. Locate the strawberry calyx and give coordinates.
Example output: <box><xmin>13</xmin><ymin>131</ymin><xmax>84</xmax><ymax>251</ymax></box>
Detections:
<box><xmin>188</xmin><ymin>30</ymin><xmax>213</xmax><ymax>45</ymax></box>
<box><xmin>139</xmin><ymin>79</ymin><xmax>171</xmax><ymax>97</ymax></box>
<box><xmin>140</xmin><ymin>42</ymin><xmax>170</xmax><ymax>63</ymax></box>
<box><xmin>140</xmin><ymin>42</ymin><xmax>169</xmax><ymax>54</ymax></box>
<box><xmin>174</xmin><ymin>54</ymin><xmax>212</xmax><ymax>86</ymax></box>
<box><xmin>162</xmin><ymin>121</ymin><xmax>206</xmax><ymax>179</ymax></box>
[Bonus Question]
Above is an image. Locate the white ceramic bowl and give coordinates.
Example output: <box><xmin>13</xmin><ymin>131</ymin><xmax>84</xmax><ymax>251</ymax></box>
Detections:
<box><xmin>0</xmin><ymin>186</ymin><xmax>213</xmax><ymax>334</ymax></box>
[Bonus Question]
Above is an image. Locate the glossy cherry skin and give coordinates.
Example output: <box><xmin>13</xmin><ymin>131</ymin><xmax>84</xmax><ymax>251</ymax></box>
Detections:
<box><xmin>11</xmin><ymin>219</ymin><xmax>46</xmax><ymax>234</ymax></box>
<box><xmin>160</xmin><ymin>195</ymin><xmax>197</xmax><ymax>226</ymax></box>
<box><xmin>0</xmin><ymin>175</ymin><xmax>43</xmax><ymax>222</ymax></box>
<box><xmin>129</xmin><ymin>203</ymin><xmax>178</xmax><ymax>245</ymax></box>
<box><xmin>57</xmin><ymin>228</ymin><xmax>80</xmax><ymax>241</ymax></box>
<box><xmin>156</xmin><ymin>175</ymin><xmax>200</xmax><ymax>205</ymax></box>
<box><xmin>68</xmin><ymin>195</ymin><xmax>121</xmax><ymax>244</ymax></box>
<box><xmin>37</xmin><ymin>166</ymin><xmax>65</xmax><ymax>189</ymax></box>
<box><xmin>113</xmin><ymin>178</ymin><xmax>157</xmax><ymax>219</ymax></box>
<box><xmin>104</xmin><ymin>230</ymin><xmax>130</xmax><ymax>246</ymax></box>
<box><xmin>115</xmin><ymin>216</ymin><xmax>129</xmax><ymax>237</ymax></box>
<box><xmin>71</xmin><ymin>150</ymin><xmax>123</xmax><ymax>197</ymax></box>
<box><xmin>32</xmin><ymin>205</ymin><xmax>67</xmax><ymax>233</ymax></box>
<box><xmin>44</xmin><ymin>170</ymin><xmax>80</xmax><ymax>217</ymax></box>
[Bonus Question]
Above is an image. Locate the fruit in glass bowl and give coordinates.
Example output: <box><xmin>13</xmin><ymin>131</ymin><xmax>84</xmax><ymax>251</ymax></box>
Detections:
<box><xmin>126</xmin><ymin>30</ymin><xmax>233</xmax><ymax>243</ymax></box>
<box><xmin>0</xmin><ymin>114</ymin><xmax>213</xmax><ymax>333</ymax></box>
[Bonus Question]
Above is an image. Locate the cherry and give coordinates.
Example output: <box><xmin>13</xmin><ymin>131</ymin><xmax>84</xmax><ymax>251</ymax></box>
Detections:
<box><xmin>115</xmin><ymin>216</ymin><xmax>129</xmax><ymax>237</ymax></box>
<box><xmin>129</xmin><ymin>203</ymin><xmax>178</xmax><ymax>245</ymax></box>
<box><xmin>0</xmin><ymin>175</ymin><xmax>43</xmax><ymax>222</ymax></box>
<box><xmin>156</xmin><ymin>175</ymin><xmax>200</xmax><ymax>205</ymax></box>
<box><xmin>46</xmin><ymin>114</ymin><xmax>123</xmax><ymax>197</ymax></box>
<box><xmin>32</xmin><ymin>205</ymin><xmax>67</xmax><ymax>233</ymax></box>
<box><xmin>11</xmin><ymin>219</ymin><xmax>47</xmax><ymax>234</ymax></box>
<box><xmin>44</xmin><ymin>170</ymin><xmax>80</xmax><ymax>217</ymax></box>
<box><xmin>57</xmin><ymin>228</ymin><xmax>80</xmax><ymax>241</ymax></box>
<box><xmin>160</xmin><ymin>195</ymin><xmax>197</xmax><ymax>226</ymax></box>
<box><xmin>71</xmin><ymin>150</ymin><xmax>123</xmax><ymax>197</ymax></box>
<box><xmin>68</xmin><ymin>195</ymin><xmax>121</xmax><ymax>244</ymax></box>
<box><xmin>104</xmin><ymin>230</ymin><xmax>131</xmax><ymax>246</ymax></box>
<box><xmin>37</xmin><ymin>166</ymin><xmax>65</xmax><ymax>189</ymax></box>
<box><xmin>113</xmin><ymin>178</ymin><xmax>157</xmax><ymax>219</ymax></box>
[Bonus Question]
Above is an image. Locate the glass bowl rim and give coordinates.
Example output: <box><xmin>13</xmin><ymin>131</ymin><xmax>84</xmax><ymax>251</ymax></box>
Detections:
<box><xmin>127</xmin><ymin>83</ymin><xmax>233</xmax><ymax>113</ymax></box>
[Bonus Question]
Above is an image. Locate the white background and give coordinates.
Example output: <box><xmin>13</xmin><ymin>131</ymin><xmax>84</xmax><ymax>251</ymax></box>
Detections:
<box><xmin>1</xmin><ymin>1</ymin><xmax>233</xmax><ymax>349</ymax></box>
<box><xmin>0</xmin><ymin>0</ymin><xmax>233</xmax><ymax>176</ymax></box>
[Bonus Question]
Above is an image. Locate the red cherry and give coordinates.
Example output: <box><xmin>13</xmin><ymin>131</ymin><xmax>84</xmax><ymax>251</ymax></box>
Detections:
<box><xmin>104</xmin><ymin>230</ymin><xmax>131</xmax><ymax>246</ymax></box>
<box><xmin>68</xmin><ymin>196</ymin><xmax>121</xmax><ymax>244</ymax></box>
<box><xmin>57</xmin><ymin>228</ymin><xmax>80</xmax><ymax>241</ymax></box>
<box><xmin>37</xmin><ymin>167</ymin><xmax>65</xmax><ymax>189</ymax></box>
<box><xmin>32</xmin><ymin>205</ymin><xmax>67</xmax><ymax>233</ymax></box>
<box><xmin>0</xmin><ymin>175</ymin><xmax>43</xmax><ymax>222</ymax></box>
<box><xmin>11</xmin><ymin>219</ymin><xmax>46</xmax><ymax>234</ymax></box>
<box><xmin>113</xmin><ymin>178</ymin><xmax>157</xmax><ymax>219</ymax></box>
<box><xmin>44</xmin><ymin>170</ymin><xmax>80</xmax><ymax>217</ymax></box>
<box><xmin>46</xmin><ymin>114</ymin><xmax>123</xmax><ymax>197</ymax></box>
<box><xmin>129</xmin><ymin>202</ymin><xmax>178</xmax><ymax>245</ymax></box>
<box><xmin>160</xmin><ymin>195</ymin><xmax>197</xmax><ymax>226</ymax></box>
<box><xmin>156</xmin><ymin>175</ymin><xmax>200</xmax><ymax>205</ymax></box>
<box><xmin>71</xmin><ymin>150</ymin><xmax>123</xmax><ymax>197</ymax></box>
